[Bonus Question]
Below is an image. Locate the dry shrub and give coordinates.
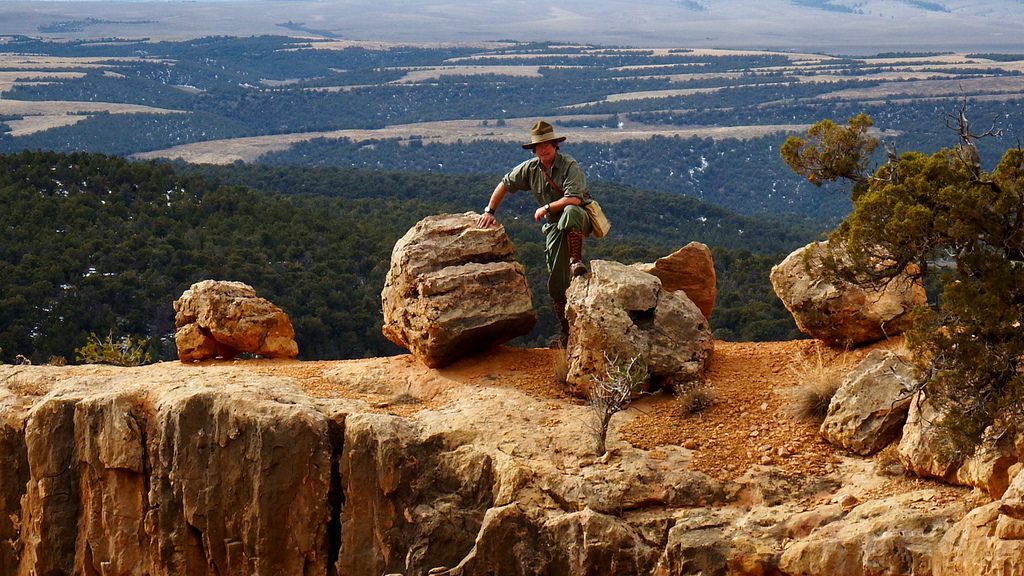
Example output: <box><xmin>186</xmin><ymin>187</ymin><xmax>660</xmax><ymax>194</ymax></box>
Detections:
<box><xmin>551</xmin><ymin>347</ymin><xmax>569</xmax><ymax>386</ymax></box>
<box><xmin>782</xmin><ymin>345</ymin><xmax>852</xmax><ymax>423</ymax></box>
<box><xmin>874</xmin><ymin>442</ymin><xmax>907</xmax><ymax>477</ymax></box>
<box><xmin>588</xmin><ymin>354</ymin><xmax>648</xmax><ymax>456</ymax></box>
<box><xmin>389</xmin><ymin>392</ymin><xmax>419</xmax><ymax>406</ymax></box>
<box><xmin>677</xmin><ymin>381</ymin><xmax>717</xmax><ymax>415</ymax></box>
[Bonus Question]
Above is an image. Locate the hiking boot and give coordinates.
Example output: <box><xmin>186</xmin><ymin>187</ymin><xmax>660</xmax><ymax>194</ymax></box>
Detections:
<box><xmin>567</xmin><ymin>231</ymin><xmax>587</xmax><ymax>277</ymax></box>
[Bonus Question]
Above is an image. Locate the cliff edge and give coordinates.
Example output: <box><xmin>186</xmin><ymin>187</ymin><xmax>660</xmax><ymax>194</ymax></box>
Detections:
<box><xmin>0</xmin><ymin>341</ymin><xmax>1018</xmax><ymax>575</ymax></box>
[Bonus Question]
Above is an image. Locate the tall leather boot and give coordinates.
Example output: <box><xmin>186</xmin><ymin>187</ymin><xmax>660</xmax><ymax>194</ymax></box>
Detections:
<box><xmin>567</xmin><ymin>231</ymin><xmax>587</xmax><ymax>277</ymax></box>
<box><xmin>551</xmin><ymin>299</ymin><xmax>570</xmax><ymax>348</ymax></box>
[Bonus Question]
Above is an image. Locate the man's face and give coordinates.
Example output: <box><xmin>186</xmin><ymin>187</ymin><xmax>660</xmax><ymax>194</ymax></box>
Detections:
<box><xmin>532</xmin><ymin>141</ymin><xmax>556</xmax><ymax>165</ymax></box>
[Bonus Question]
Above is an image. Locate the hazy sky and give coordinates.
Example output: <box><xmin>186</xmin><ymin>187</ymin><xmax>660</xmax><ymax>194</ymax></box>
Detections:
<box><xmin>3</xmin><ymin>0</ymin><xmax>1024</xmax><ymax>54</ymax></box>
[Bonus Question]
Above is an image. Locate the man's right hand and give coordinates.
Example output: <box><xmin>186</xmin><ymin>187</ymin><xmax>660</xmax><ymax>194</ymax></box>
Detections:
<box><xmin>477</xmin><ymin>212</ymin><xmax>497</xmax><ymax>228</ymax></box>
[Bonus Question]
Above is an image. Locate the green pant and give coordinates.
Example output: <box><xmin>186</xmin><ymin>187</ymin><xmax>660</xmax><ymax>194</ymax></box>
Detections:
<box><xmin>542</xmin><ymin>205</ymin><xmax>592</xmax><ymax>300</ymax></box>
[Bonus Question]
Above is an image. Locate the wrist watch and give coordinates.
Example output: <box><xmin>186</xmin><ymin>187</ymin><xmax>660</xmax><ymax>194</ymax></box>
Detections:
<box><xmin>484</xmin><ymin>207</ymin><xmax>495</xmax><ymax>215</ymax></box>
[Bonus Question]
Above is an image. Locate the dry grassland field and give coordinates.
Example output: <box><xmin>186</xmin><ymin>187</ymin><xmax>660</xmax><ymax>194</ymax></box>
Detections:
<box><xmin>123</xmin><ymin>48</ymin><xmax>1024</xmax><ymax>164</ymax></box>
<box><xmin>1</xmin><ymin>6</ymin><xmax>1023</xmax><ymax>166</ymax></box>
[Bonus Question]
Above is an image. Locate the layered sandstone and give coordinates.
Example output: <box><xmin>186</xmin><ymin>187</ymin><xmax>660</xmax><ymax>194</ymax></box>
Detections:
<box><xmin>381</xmin><ymin>213</ymin><xmax>536</xmax><ymax>368</ymax></box>
<box><xmin>0</xmin><ymin>346</ymin><xmax>1016</xmax><ymax>576</ymax></box>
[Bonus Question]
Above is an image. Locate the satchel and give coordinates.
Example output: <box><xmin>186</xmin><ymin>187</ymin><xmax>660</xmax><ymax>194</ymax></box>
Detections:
<box><xmin>539</xmin><ymin>165</ymin><xmax>611</xmax><ymax>238</ymax></box>
<box><xmin>583</xmin><ymin>200</ymin><xmax>611</xmax><ymax>238</ymax></box>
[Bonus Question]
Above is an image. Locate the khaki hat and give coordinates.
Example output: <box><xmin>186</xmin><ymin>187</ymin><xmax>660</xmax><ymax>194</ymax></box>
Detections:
<box><xmin>522</xmin><ymin>120</ymin><xmax>567</xmax><ymax>149</ymax></box>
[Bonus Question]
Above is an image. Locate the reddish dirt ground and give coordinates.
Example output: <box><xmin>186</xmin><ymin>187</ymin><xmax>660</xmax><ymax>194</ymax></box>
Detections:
<box><xmin>252</xmin><ymin>338</ymin><xmax>942</xmax><ymax>489</ymax></box>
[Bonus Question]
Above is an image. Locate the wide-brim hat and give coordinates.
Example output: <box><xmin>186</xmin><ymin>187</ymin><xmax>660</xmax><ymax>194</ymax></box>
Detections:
<box><xmin>522</xmin><ymin>120</ymin><xmax>567</xmax><ymax>149</ymax></box>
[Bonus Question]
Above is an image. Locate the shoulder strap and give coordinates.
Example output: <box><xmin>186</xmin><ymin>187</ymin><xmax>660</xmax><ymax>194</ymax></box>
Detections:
<box><xmin>538</xmin><ymin>164</ymin><xmax>563</xmax><ymax>196</ymax></box>
<box><xmin>540</xmin><ymin>161</ymin><xmax>592</xmax><ymax>201</ymax></box>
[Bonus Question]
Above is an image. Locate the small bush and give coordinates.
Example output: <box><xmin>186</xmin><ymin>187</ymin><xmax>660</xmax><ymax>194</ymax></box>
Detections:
<box><xmin>588</xmin><ymin>354</ymin><xmax>649</xmax><ymax>456</ymax></box>
<box><xmin>389</xmin><ymin>392</ymin><xmax>419</xmax><ymax>406</ymax></box>
<box><xmin>783</xmin><ymin>346</ymin><xmax>850</xmax><ymax>422</ymax></box>
<box><xmin>874</xmin><ymin>442</ymin><xmax>907</xmax><ymax>477</ymax></box>
<box><xmin>75</xmin><ymin>332</ymin><xmax>152</xmax><ymax>366</ymax></box>
<box><xmin>677</xmin><ymin>381</ymin><xmax>717</xmax><ymax>415</ymax></box>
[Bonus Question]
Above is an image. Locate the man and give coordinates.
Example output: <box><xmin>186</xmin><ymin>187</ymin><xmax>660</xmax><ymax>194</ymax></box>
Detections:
<box><xmin>477</xmin><ymin>120</ymin><xmax>592</xmax><ymax>347</ymax></box>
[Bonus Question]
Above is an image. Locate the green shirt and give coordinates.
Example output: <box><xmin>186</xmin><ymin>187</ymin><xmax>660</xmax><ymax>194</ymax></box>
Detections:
<box><xmin>501</xmin><ymin>153</ymin><xmax>587</xmax><ymax>207</ymax></box>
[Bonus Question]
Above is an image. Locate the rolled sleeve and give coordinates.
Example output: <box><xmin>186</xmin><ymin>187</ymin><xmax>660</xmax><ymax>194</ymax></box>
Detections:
<box><xmin>501</xmin><ymin>159</ymin><xmax>534</xmax><ymax>193</ymax></box>
<box><xmin>559</xmin><ymin>160</ymin><xmax>587</xmax><ymax>200</ymax></box>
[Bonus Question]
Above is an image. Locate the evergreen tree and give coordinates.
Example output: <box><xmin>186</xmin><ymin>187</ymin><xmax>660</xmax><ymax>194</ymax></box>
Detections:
<box><xmin>781</xmin><ymin>105</ymin><xmax>1024</xmax><ymax>456</ymax></box>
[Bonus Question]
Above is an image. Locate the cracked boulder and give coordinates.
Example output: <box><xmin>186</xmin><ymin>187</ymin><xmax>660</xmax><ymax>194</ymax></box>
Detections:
<box><xmin>564</xmin><ymin>260</ymin><xmax>713</xmax><ymax>397</ymax></box>
<box><xmin>635</xmin><ymin>241</ymin><xmax>717</xmax><ymax>320</ymax></box>
<box><xmin>770</xmin><ymin>241</ymin><xmax>925</xmax><ymax>347</ymax></box>
<box><xmin>381</xmin><ymin>213</ymin><xmax>537</xmax><ymax>368</ymax></box>
<box><xmin>820</xmin><ymin>350</ymin><xmax>918</xmax><ymax>456</ymax></box>
<box><xmin>173</xmin><ymin>279</ymin><xmax>298</xmax><ymax>361</ymax></box>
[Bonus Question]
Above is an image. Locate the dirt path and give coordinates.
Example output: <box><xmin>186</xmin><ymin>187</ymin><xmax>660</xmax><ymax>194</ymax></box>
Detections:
<box><xmin>255</xmin><ymin>339</ymin><xmax>912</xmax><ymax>479</ymax></box>
<box><xmin>623</xmin><ymin>340</ymin><xmax>849</xmax><ymax>480</ymax></box>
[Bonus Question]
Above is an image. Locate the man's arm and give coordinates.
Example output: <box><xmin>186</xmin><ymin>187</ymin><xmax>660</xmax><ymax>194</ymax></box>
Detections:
<box><xmin>477</xmin><ymin>182</ymin><xmax>508</xmax><ymax>228</ymax></box>
<box><xmin>533</xmin><ymin>195</ymin><xmax>582</xmax><ymax>222</ymax></box>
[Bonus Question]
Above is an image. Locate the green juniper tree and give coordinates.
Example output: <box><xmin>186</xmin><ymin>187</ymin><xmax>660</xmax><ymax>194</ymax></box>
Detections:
<box><xmin>781</xmin><ymin>101</ymin><xmax>1024</xmax><ymax>458</ymax></box>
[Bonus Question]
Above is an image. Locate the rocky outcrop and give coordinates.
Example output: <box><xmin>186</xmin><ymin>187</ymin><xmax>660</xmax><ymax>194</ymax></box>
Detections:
<box><xmin>780</xmin><ymin>490</ymin><xmax>965</xmax><ymax>576</ymax></box>
<box><xmin>1004</xmin><ymin>470</ymin><xmax>1024</xmax><ymax>519</ymax></box>
<box><xmin>564</xmin><ymin>260</ymin><xmax>713</xmax><ymax>397</ymax></box>
<box><xmin>0</xmin><ymin>358</ymin><xmax>1001</xmax><ymax>576</ymax></box>
<box><xmin>820</xmin><ymin>350</ymin><xmax>918</xmax><ymax>455</ymax></box>
<box><xmin>770</xmin><ymin>241</ymin><xmax>926</xmax><ymax>346</ymax></box>
<box><xmin>338</xmin><ymin>413</ymin><xmax>494</xmax><ymax>575</ymax></box>
<box><xmin>635</xmin><ymin>241</ymin><xmax>717</xmax><ymax>320</ymax></box>
<box><xmin>173</xmin><ymin>280</ymin><xmax>299</xmax><ymax>361</ymax></box>
<box><xmin>899</xmin><ymin>394</ymin><xmax>1024</xmax><ymax>498</ymax></box>
<box><xmin>933</xmin><ymin>471</ymin><xmax>1024</xmax><ymax>576</ymax></box>
<box><xmin>381</xmin><ymin>213</ymin><xmax>536</xmax><ymax>368</ymax></box>
<box><xmin>3</xmin><ymin>368</ymin><xmax>331</xmax><ymax>576</ymax></box>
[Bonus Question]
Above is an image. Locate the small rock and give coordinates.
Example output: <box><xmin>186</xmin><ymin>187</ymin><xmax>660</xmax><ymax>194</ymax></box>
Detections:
<box><xmin>683</xmin><ymin>439</ymin><xmax>699</xmax><ymax>450</ymax></box>
<box><xmin>760</xmin><ymin>456</ymin><xmax>774</xmax><ymax>465</ymax></box>
<box><xmin>838</xmin><ymin>494</ymin><xmax>859</xmax><ymax>510</ymax></box>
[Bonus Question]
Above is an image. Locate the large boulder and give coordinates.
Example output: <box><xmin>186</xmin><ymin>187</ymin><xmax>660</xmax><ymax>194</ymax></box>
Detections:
<box><xmin>564</xmin><ymin>260</ymin><xmax>713</xmax><ymax>397</ymax></box>
<box><xmin>381</xmin><ymin>213</ymin><xmax>537</xmax><ymax>368</ymax></box>
<box><xmin>820</xmin><ymin>350</ymin><xmax>918</xmax><ymax>455</ymax></box>
<box><xmin>770</xmin><ymin>241</ymin><xmax>925</xmax><ymax>347</ymax></box>
<box><xmin>899</xmin><ymin>393</ymin><xmax>1024</xmax><ymax>498</ymax></box>
<box><xmin>173</xmin><ymin>280</ymin><xmax>298</xmax><ymax>362</ymax></box>
<box><xmin>635</xmin><ymin>241</ymin><xmax>717</xmax><ymax>319</ymax></box>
